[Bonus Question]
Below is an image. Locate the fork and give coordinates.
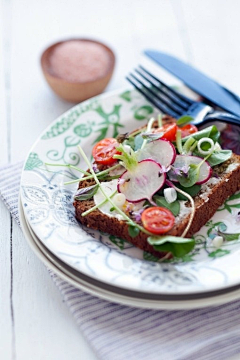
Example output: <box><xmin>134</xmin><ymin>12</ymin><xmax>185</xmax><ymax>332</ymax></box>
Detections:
<box><xmin>127</xmin><ymin>66</ymin><xmax>240</xmax><ymax>126</ymax></box>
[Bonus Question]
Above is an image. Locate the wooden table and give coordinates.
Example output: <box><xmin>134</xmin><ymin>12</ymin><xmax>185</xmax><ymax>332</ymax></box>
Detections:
<box><xmin>1</xmin><ymin>1</ymin><xmax>240</xmax><ymax>359</ymax></box>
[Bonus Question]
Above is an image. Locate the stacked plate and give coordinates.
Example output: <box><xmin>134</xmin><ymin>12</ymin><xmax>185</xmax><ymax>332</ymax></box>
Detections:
<box><xmin>19</xmin><ymin>88</ymin><xmax>240</xmax><ymax>310</ymax></box>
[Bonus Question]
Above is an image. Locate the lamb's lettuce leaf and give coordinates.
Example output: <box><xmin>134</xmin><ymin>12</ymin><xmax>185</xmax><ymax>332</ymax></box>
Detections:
<box><xmin>182</xmin><ymin>125</ymin><xmax>220</xmax><ymax>145</ymax></box>
<box><xmin>74</xmin><ymin>184</ymin><xmax>99</xmax><ymax>201</ymax></box>
<box><xmin>194</xmin><ymin>149</ymin><xmax>232</xmax><ymax>167</ymax></box>
<box><xmin>153</xmin><ymin>195</ymin><xmax>180</xmax><ymax>216</ymax></box>
<box><xmin>176</xmin><ymin>183</ymin><xmax>201</xmax><ymax>200</ymax></box>
<box><xmin>176</xmin><ymin>115</ymin><xmax>194</xmax><ymax>126</ymax></box>
<box><xmin>148</xmin><ymin>235</ymin><xmax>195</xmax><ymax>258</ymax></box>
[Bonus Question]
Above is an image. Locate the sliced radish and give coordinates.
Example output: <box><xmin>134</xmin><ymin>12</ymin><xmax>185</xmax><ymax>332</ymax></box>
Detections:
<box><xmin>168</xmin><ymin>155</ymin><xmax>212</xmax><ymax>185</ymax></box>
<box><xmin>136</xmin><ymin>139</ymin><xmax>176</xmax><ymax>168</ymax></box>
<box><xmin>117</xmin><ymin>159</ymin><xmax>166</xmax><ymax>203</ymax></box>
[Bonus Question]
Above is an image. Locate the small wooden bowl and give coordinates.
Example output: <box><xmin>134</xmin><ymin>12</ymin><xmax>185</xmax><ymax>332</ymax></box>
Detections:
<box><xmin>41</xmin><ymin>39</ymin><xmax>115</xmax><ymax>103</ymax></box>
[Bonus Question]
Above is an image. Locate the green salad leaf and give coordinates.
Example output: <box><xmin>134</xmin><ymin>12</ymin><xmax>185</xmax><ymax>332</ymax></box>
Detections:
<box><xmin>134</xmin><ymin>133</ymin><xmax>144</xmax><ymax>150</ymax></box>
<box><xmin>195</xmin><ymin>149</ymin><xmax>232</xmax><ymax>167</ymax></box>
<box><xmin>74</xmin><ymin>184</ymin><xmax>99</xmax><ymax>201</ymax></box>
<box><xmin>114</xmin><ymin>143</ymin><xmax>138</xmax><ymax>170</ymax></box>
<box><xmin>148</xmin><ymin>236</ymin><xmax>195</xmax><ymax>258</ymax></box>
<box><xmin>182</xmin><ymin>125</ymin><xmax>220</xmax><ymax>144</ymax></box>
<box><xmin>176</xmin><ymin>183</ymin><xmax>201</xmax><ymax>200</ymax></box>
<box><xmin>176</xmin><ymin>115</ymin><xmax>194</xmax><ymax>126</ymax></box>
<box><xmin>153</xmin><ymin>195</ymin><xmax>180</xmax><ymax>216</ymax></box>
<box><xmin>128</xmin><ymin>225</ymin><xmax>140</xmax><ymax>238</ymax></box>
<box><xmin>177</xmin><ymin>163</ymin><xmax>200</xmax><ymax>188</ymax></box>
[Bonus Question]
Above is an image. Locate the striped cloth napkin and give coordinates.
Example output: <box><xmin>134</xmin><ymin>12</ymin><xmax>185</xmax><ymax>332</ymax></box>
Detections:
<box><xmin>1</xmin><ymin>162</ymin><xmax>240</xmax><ymax>360</ymax></box>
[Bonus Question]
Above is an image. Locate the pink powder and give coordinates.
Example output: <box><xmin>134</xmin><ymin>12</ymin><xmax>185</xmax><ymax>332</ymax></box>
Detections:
<box><xmin>49</xmin><ymin>40</ymin><xmax>112</xmax><ymax>82</ymax></box>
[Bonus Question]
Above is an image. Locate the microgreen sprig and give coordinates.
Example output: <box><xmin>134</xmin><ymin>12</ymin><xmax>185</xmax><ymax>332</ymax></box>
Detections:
<box><xmin>182</xmin><ymin>137</ymin><xmax>197</xmax><ymax>154</ymax></box>
<box><xmin>141</xmin><ymin>117</ymin><xmax>156</xmax><ymax>150</ymax></box>
<box><xmin>158</xmin><ymin>114</ymin><xmax>163</xmax><ymax>128</ymax></box>
<box><xmin>77</xmin><ymin>145</ymin><xmax>153</xmax><ymax>236</ymax></box>
<box><xmin>64</xmin><ymin>163</ymin><xmax>121</xmax><ymax>185</ymax></box>
<box><xmin>113</xmin><ymin>144</ymin><xmax>138</xmax><ymax>171</ymax></box>
<box><xmin>176</xmin><ymin>128</ymin><xmax>183</xmax><ymax>154</ymax></box>
<box><xmin>81</xmin><ymin>189</ymin><xmax>117</xmax><ymax>216</ymax></box>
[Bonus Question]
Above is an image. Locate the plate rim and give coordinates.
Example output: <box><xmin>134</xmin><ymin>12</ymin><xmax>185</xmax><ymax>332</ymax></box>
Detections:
<box><xmin>20</xmin><ymin>86</ymin><xmax>240</xmax><ymax>296</ymax></box>
<box><xmin>19</xmin><ymin>197</ymin><xmax>240</xmax><ymax>309</ymax></box>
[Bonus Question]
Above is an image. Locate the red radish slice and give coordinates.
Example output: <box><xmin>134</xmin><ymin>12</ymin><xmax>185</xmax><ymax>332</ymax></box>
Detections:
<box><xmin>117</xmin><ymin>159</ymin><xmax>166</xmax><ymax>203</ymax></box>
<box><xmin>168</xmin><ymin>155</ymin><xmax>212</xmax><ymax>185</ymax></box>
<box><xmin>136</xmin><ymin>139</ymin><xmax>176</xmax><ymax>168</ymax></box>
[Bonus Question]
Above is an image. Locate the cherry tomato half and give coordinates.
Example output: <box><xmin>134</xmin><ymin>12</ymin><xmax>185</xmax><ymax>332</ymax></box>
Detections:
<box><xmin>153</xmin><ymin>122</ymin><xmax>178</xmax><ymax>142</ymax></box>
<box><xmin>141</xmin><ymin>207</ymin><xmax>175</xmax><ymax>235</ymax></box>
<box><xmin>179</xmin><ymin>124</ymin><xmax>198</xmax><ymax>138</ymax></box>
<box><xmin>92</xmin><ymin>138</ymin><xmax>120</xmax><ymax>165</ymax></box>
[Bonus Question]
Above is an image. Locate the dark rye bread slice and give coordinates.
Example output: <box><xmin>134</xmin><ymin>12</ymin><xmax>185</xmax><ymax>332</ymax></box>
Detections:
<box><xmin>73</xmin><ymin>154</ymin><xmax>240</xmax><ymax>259</ymax></box>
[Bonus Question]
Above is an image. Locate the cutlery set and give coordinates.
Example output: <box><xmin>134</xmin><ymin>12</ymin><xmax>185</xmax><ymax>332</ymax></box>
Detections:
<box><xmin>127</xmin><ymin>51</ymin><xmax>240</xmax><ymax>127</ymax></box>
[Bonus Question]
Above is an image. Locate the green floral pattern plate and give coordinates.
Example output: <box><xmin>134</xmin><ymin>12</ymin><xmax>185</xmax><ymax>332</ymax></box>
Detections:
<box><xmin>20</xmin><ymin>88</ymin><xmax>240</xmax><ymax>295</ymax></box>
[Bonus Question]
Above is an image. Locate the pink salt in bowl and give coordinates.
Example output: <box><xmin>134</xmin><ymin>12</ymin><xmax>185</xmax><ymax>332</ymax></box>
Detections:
<box><xmin>41</xmin><ymin>39</ymin><xmax>115</xmax><ymax>103</ymax></box>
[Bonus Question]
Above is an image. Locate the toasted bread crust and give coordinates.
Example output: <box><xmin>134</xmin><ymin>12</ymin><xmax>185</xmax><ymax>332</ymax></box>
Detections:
<box><xmin>73</xmin><ymin>154</ymin><xmax>240</xmax><ymax>259</ymax></box>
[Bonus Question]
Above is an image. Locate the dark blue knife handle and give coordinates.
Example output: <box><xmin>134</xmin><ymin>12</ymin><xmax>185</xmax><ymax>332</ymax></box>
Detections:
<box><xmin>204</xmin><ymin>111</ymin><xmax>240</xmax><ymax>126</ymax></box>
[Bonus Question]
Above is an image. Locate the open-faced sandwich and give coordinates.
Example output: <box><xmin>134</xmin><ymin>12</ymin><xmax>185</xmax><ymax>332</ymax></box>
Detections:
<box><xmin>73</xmin><ymin>115</ymin><xmax>240</xmax><ymax>259</ymax></box>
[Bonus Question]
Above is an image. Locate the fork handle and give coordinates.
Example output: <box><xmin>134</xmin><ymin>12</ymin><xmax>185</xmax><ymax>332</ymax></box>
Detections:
<box><xmin>204</xmin><ymin>111</ymin><xmax>240</xmax><ymax>126</ymax></box>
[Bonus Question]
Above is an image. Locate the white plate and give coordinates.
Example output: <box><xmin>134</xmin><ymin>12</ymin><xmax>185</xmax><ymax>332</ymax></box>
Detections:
<box><xmin>20</xmin><ymin>198</ymin><xmax>240</xmax><ymax>309</ymax></box>
<box><xmin>20</xmin><ymin>88</ymin><xmax>240</xmax><ymax>296</ymax></box>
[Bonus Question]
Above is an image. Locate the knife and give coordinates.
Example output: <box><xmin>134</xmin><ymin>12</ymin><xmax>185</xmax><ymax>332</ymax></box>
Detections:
<box><xmin>144</xmin><ymin>50</ymin><xmax>240</xmax><ymax>117</ymax></box>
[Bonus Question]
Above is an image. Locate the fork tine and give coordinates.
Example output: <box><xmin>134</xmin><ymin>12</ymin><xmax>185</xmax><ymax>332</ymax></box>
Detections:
<box><xmin>129</xmin><ymin>72</ymin><xmax>183</xmax><ymax>117</ymax></box>
<box><xmin>139</xmin><ymin>65</ymin><xmax>194</xmax><ymax>106</ymax></box>
<box><xmin>126</xmin><ymin>75</ymin><xmax>181</xmax><ymax>118</ymax></box>
<box><xmin>132</xmin><ymin>70</ymin><xmax>185</xmax><ymax>115</ymax></box>
<box><xmin>136</xmin><ymin>68</ymin><xmax>189</xmax><ymax>112</ymax></box>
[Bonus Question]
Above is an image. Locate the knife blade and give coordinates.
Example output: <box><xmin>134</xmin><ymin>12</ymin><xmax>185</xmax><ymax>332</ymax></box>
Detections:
<box><xmin>144</xmin><ymin>50</ymin><xmax>240</xmax><ymax>117</ymax></box>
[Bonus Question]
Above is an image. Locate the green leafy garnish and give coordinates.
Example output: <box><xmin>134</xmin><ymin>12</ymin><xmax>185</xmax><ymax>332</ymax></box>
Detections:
<box><xmin>123</xmin><ymin>136</ymin><xmax>135</xmax><ymax>150</ymax></box>
<box><xmin>176</xmin><ymin>184</ymin><xmax>201</xmax><ymax>200</ymax></box>
<box><xmin>153</xmin><ymin>195</ymin><xmax>180</xmax><ymax>216</ymax></box>
<box><xmin>77</xmin><ymin>145</ymin><xmax>152</xmax><ymax>236</ymax></box>
<box><xmin>176</xmin><ymin>150</ymin><xmax>214</xmax><ymax>188</ymax></box>
<box><xmin>123</xmin><ymin>133</ymin><xmax>144</xmax><ymax>151</ymax></box>
<box><xmin>133</xmin><ymin>134</ymin><xmax>144</xmax><ymax>150</ymax></box>
<box><xmin>141</xmin><ymin>117</ymin><xmax>156</xmax><ymax>149</ymax></box>
<box><xmin>141</xmin><ymin>132</ymin><xmax>164</xmax><ymax>141</ymax></box>
<box><xmin>128</xmin><ymin>225</ymin><xmax>140</xmax><ymax>238</ymax></box>
<box><xmin>148</xmin><ymin>235</ymin><xmax>195</xmax><ymax>257</ymax></box>
<box><xmin>158</xmin><ymin>114</ymin><xmax>163</xmax><ymax>128</ymax></box>
<box><xmin>74</xmin><ymin>184</ymin><xmax>99</xmax><ymax>201</ymax></box>
<box><xmin>113</xmin><ymin>144</ymin><xmax>138</xmax><ymax>170</ymax></box>
<box><xmin>177</xmin><ymin>163</ymin><xmax>200</xmax><ymax>188</ymax></box>
<box><xmin>64</xmin><ymin>163</ymin><xmax>120</xmax><ymax>185</ymax></box>
<box><xmin>182</xmin><ymin>125</ymin><xmax>220</xmax><ymax>144</ymax></box>
<box><xmin>200</xmin><ymin>150</ymin><xmax>232</xmax><ymax>167</ymax></box>
<box><xmin>176</xmin><ymin>128</ymin><xmax>183</xmax><ymax>154</ymax></box>
<box><xmin>182</xmin><ymin>137</ymin><xmax>197</xmax><ymax>154</ymax></box>
<box><xmin>176</xmin><ymin>115</ymin><xmax>194</xmax><ymax>126</ymax></box>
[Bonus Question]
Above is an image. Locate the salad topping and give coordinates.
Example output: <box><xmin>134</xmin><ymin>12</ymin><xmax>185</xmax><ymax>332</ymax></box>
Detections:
<box><xmin>70</xmin><ymin>116</ymin><xmax>233</xmax><ymax>258</ymax></box>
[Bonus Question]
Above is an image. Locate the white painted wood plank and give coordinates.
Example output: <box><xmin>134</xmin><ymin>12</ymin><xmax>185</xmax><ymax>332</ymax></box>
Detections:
<box><xmin>2</xmin><ymin>0</ymin><xmax>240</xmax><ymax>359</ymax></box>
<box><xmin>0</xmin><ymin>2</ymin><xmax>13</xmax><ymax>359</ymax></box>
<box><xmin>12</xmin><ymin>223</ymin><xmax>96</xmax><ymax>360</ymax></box>
<box><xmin>0</xmin><ymin>0</ymin><xmax>9</xmax><ymax>165</ymax></box>
<box><xmin>180</xmin><ymin>0</ymin><xmax>240</xmax><ymax>94</ymax></box>
<box><xmin>0</xmin><ymin>203</ymin><xmax>12</xmax><ymax>360</ymax></box>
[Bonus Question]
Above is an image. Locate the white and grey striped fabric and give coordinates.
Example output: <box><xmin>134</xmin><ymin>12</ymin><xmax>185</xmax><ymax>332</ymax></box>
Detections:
<box><xmin>1</xmin><ymin>162</ymin><xmax>240</xmax><ymax>360</ymax></box>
